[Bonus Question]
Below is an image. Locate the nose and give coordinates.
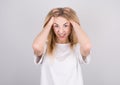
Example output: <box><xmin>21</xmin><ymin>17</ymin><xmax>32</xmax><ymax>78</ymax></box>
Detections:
<box><xmin>59</xmin><ymin>28</ymin><xmax>64</xmax><ymax>34</ymax></box>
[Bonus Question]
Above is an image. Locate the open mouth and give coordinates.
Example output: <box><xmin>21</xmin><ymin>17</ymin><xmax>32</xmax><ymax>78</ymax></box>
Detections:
<box><xmin>58</xmin><ymin>34</ymin><xmax>66</xmax><ymax>38</ymax></box>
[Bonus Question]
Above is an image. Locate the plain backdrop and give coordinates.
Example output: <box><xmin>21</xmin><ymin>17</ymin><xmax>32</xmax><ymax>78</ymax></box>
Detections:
<box><xmin>0</xmin><ymin>0</ymin><xmax>120</xmax><ymax>85</ymax></box>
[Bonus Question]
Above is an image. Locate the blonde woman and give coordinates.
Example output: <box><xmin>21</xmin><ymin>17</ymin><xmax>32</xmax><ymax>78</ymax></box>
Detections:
<box><xmin>32</xmin><ymin>7</ymin><xmax>92</xmax><ymax>85</ymax></box>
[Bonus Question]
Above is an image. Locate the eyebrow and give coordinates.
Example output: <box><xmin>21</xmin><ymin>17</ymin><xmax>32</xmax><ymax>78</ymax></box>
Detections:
<box><xmin>64</xmin><ymin>22</ymin><xmax>69</xmax><ymax>25</ymax></box>
<box><xmin>53</xmin><ymin>22</ymin><xmax>69</xmax><ymax>25</ymax></box>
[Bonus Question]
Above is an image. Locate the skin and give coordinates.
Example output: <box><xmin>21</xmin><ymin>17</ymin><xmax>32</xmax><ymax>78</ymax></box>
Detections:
<box><xmin>32</xmin><ymin>17</ymin><xmax>54</xmax><ymax>57</ymax></box>
<box><xmin>70</xmin><ymin>20</ymin><xmax>91</xmax><ymax>60</ymax></box>
<box><xmin>53</xmin><ymin>17</ymin><xmax>71</xmax><ymax>43</ymax></box>
<box><xmin>32</xmin><ymin>17</ymin><xmax>91</xmax><ymax>60</ymax></box>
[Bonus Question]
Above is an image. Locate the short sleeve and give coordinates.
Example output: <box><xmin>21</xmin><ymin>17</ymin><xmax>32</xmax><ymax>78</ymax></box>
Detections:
<box><xmin>33</xmin><ymin>43</ymin><xmax>47</xmax><ymax>65</ymax></box>
<box><xmin>74</xmin><ymin>43</ymin><xmax>91</xmax><ymax>64</ymax></box>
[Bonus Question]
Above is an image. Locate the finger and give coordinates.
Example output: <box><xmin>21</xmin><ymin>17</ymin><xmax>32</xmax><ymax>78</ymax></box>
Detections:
<box><xmin>70</xmin><ymin>20</ymin><xmax>76</xmax><ymax>26</ymax></box>
<box><xmin>47</xmin><ymin>17</ymin><xmax>54</xmax><ymax>27</ymax></box>
<box><xmin>49</xmin><ymin>17</ymin><xmax>54</xmax><ymax>24</ymax></box>
<box><xmin>69</xmin><ymin>20</ymin><xmax>74</xmax><ymax>24</ymax></box>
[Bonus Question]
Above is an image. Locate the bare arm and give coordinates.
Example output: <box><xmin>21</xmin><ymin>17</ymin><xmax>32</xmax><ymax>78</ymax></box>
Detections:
<box><xmin>70</xmin><ymin>21</ymin><xmax>92</xmax><ymax>60</ymax></box>
<box><xmin>32</xmin><ymin>17</ymin><xmax>54</xmax><ymax>57</ymax></box>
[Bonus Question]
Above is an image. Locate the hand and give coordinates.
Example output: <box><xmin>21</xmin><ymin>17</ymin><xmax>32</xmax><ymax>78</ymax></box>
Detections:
<box><xmin>45</xmin><ymin>17</ymin><xmax>54</xmax><ymax>28</ymax></box>
<box><xmin>70</xmin><ymin>20</ymin><xmax>81</xmax><ymax>29</ymax></box>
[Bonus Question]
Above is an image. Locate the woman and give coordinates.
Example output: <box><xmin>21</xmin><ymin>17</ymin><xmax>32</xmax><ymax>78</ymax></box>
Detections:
<box><xmin>32</xmin><ymin>7</ymin><xmax>92</xmax><ymax>85</ymax></box>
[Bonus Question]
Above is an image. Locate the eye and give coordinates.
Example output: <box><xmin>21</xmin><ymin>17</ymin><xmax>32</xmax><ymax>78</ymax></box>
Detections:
<box><xmin>64</xmin><ymin>24</ymin><xmax>69</xmax><ymax>27</ymax></box>
<box><xmin>53</xmin><ymin>24</ymin><xmax>59</xmax><ymax>28</ymax></box>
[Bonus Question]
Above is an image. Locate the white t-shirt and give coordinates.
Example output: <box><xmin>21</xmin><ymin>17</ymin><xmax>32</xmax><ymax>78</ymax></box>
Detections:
<box><xmin>34</xmin><ymin>43</ymin><xmax>91</xmax><ymax>85</ymax></box>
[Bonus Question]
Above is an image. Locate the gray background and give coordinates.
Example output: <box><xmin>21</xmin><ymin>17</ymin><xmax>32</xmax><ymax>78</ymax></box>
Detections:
<box><xmin>0</xmin><ymin>0</ymin><xmax>120</xmax><ymax>85</ymax></box>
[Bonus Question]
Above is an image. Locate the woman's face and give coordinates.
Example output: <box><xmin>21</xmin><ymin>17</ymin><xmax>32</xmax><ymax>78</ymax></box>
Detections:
<box><xmin>53</xmin><ymin>17</ymin><xmax>71</xmax><ymax>43</ymax></box>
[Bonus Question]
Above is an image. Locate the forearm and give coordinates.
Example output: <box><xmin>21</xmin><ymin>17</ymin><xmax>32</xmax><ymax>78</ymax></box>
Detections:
<box><xmin>74</xmin><ymin>25</ymin><xmax>91</xmax><ymax>47</ymax></box>
<box><xmin>32</xmin><ymin>27</ymin><xmax>50</xmax><ymax>56</ymax></box>
<box><xmin>32</xmin><ymin>17</ymin><xmax>54</xmax><ymax>56</ymax></box>
<box><xmin>32</xmin><ymin>26</ymin><xmax>51</xmax><ymax>49</ymax></box>
<box><xmin>73</xmin><ymin>25</ymin><xmax>91</xmax><ymax>58</ymax></box>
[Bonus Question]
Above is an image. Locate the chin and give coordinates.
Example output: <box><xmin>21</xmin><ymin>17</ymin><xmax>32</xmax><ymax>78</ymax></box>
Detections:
<box><xmin>58</xmin><ymin>39</ymin><xmax>68</xmax><ymax>43</ymax></box>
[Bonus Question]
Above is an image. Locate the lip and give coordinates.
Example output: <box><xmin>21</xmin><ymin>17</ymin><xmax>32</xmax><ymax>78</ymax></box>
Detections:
<box><xmin>58</xmin><ymin>34</ymin><xmax>66</xmax><ymax>38</ymax></box>
<box><xmin>59</xmin><ymin>36</ymin><xmax>65</xmax><ymax>38</ymax></box>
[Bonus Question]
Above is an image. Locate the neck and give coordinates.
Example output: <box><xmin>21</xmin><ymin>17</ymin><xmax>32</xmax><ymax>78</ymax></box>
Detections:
<box><xmin>56</xmin><ymin>39</ymin><xmax>69</xmax><ymax>44</ymax></box>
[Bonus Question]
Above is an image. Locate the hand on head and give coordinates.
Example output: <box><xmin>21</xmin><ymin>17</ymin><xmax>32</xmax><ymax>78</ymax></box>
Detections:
<box><xmin>46</xmin><ymin>17</ymin><xmax>55</xmax><ymax>28</ymax></box>
<box><xmin>70</xmin><ymin>20</ymin><xmax>80</xmax><ymax>29</ymax></box>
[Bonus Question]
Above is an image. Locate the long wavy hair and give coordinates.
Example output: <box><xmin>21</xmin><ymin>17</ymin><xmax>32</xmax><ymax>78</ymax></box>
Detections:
<box><xmin>43</xmin><ymin>7</ymin><xmax>80</xmax><ymax>56</ymax></box>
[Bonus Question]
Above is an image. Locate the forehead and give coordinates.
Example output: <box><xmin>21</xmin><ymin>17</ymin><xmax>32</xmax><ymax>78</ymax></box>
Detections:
<box><xmin>54</xmin><ymin>17</ymin><xmax>70</xmax><ymax>24</ymax></box>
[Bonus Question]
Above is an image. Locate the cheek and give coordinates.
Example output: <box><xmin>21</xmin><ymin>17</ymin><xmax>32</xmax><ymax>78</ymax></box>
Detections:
<box><xmin>53</xmin><ymin>28</ymin><xmax>58</xmax><ymax>35</ymax></box>
<box><xmin>65</xmin><ymin>28</ymin><xmax>71</xmax><ymax>35</ymax></box>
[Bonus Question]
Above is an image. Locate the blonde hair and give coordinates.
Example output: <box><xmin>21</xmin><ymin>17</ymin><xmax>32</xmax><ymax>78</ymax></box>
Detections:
<box><xmin>43</xmin><ymin>7</ymin><xmax>80</xmax><ymax>55</ymax></box>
